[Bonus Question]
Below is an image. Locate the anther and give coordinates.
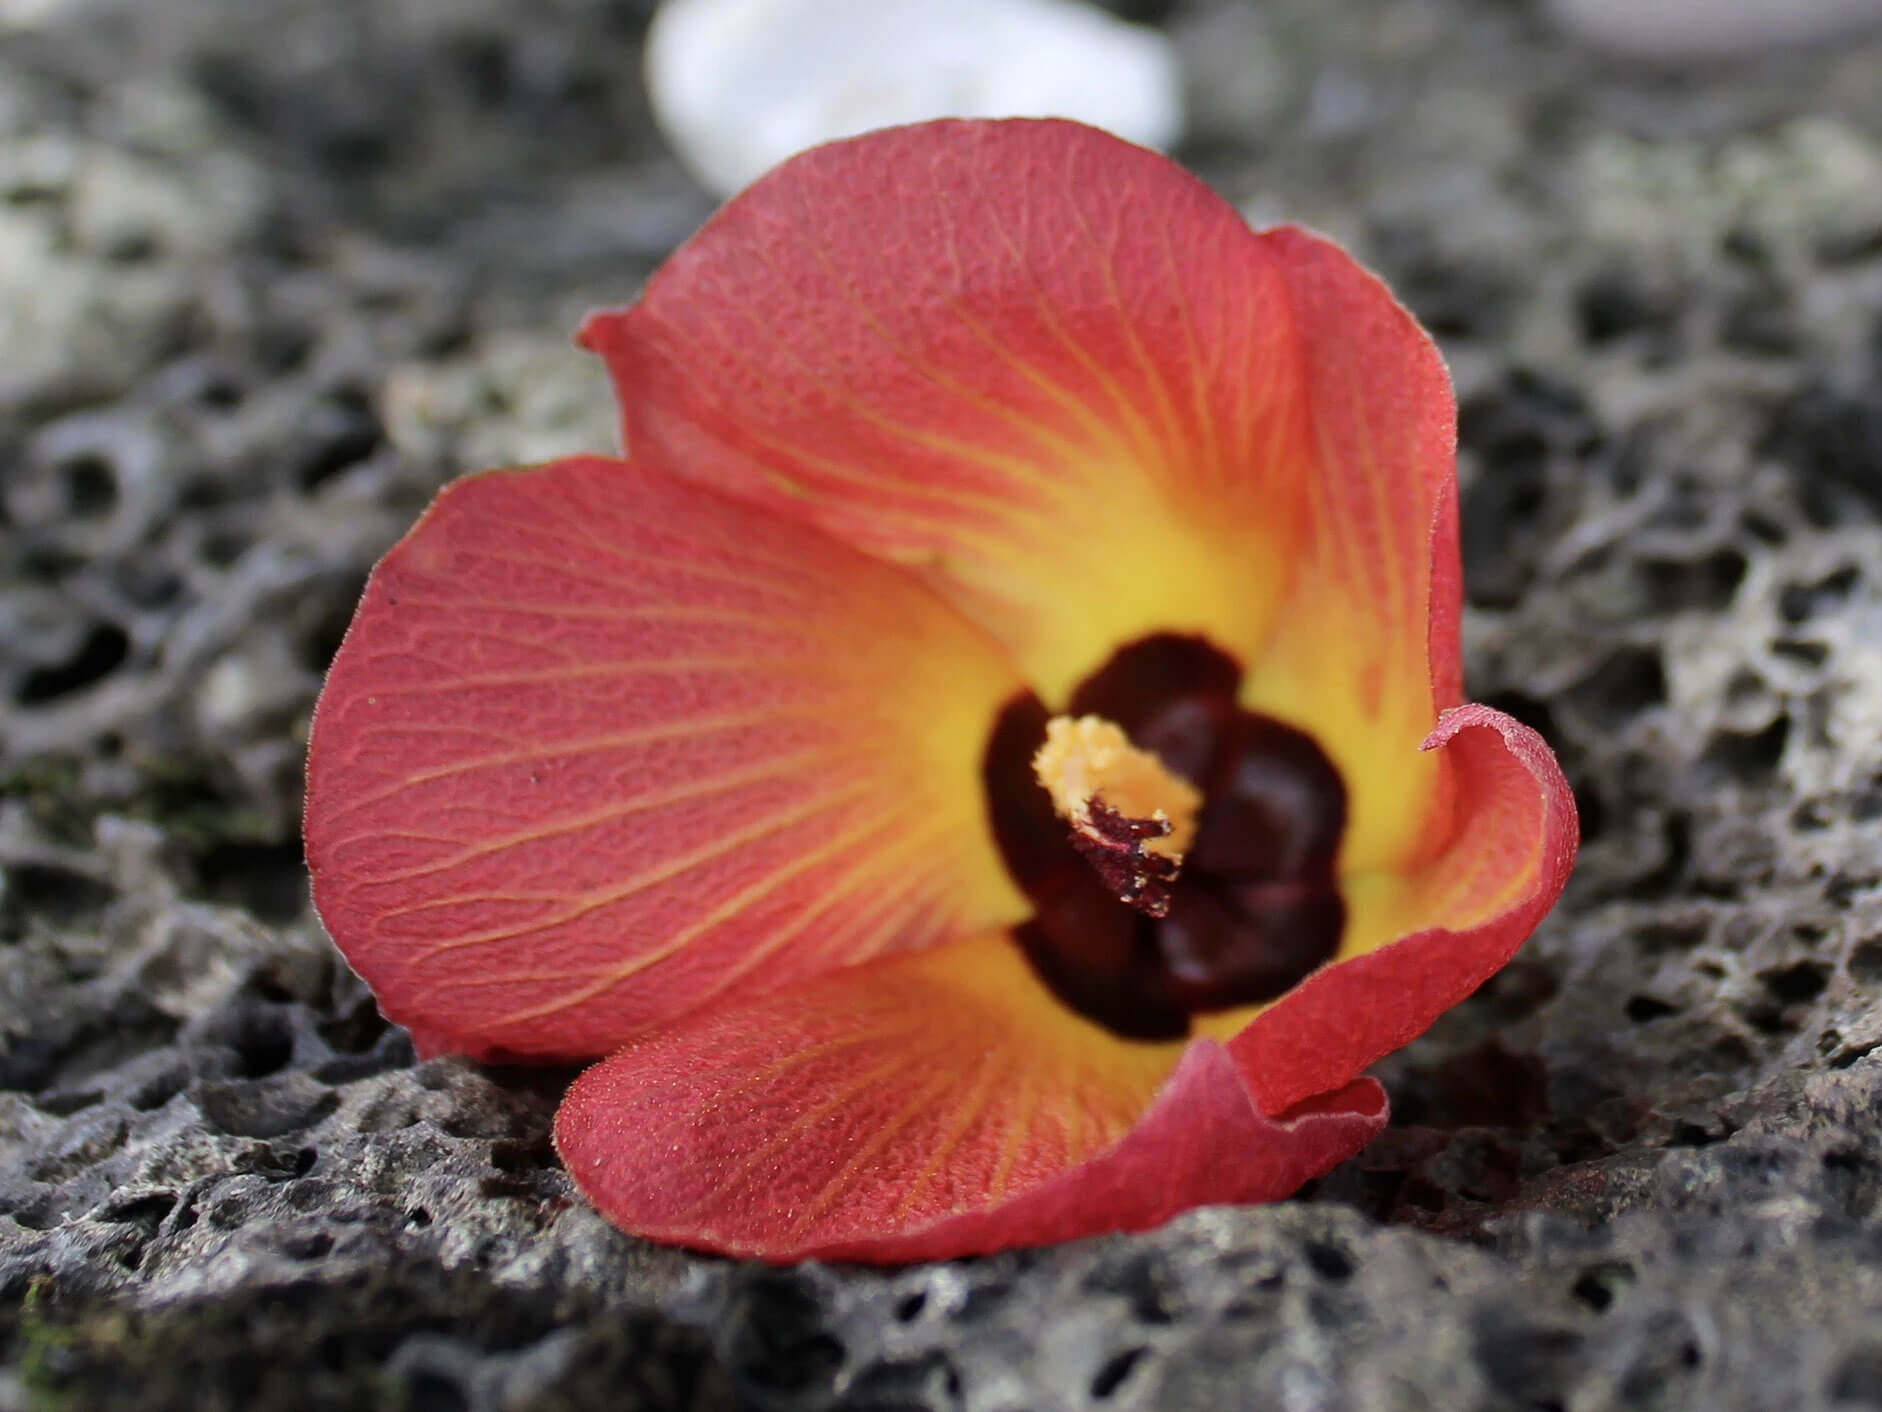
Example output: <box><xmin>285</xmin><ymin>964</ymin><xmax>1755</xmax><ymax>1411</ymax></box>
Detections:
<box><xmin>1032</xmin><ymin>715</ymin><xmax>1202</xmax><ymax>917</ymax></box>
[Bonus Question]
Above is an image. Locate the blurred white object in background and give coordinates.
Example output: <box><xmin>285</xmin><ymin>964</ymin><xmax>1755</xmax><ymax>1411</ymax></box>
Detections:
<box><xmin>1546</xmin><ymin>0</ymin><xmax>1882</xmax><ymax>59</ymax></box>
<box><xmin>645</xmin><ymin>0</ymin><xmax>1184</xmax><ymax>197</ymax></box>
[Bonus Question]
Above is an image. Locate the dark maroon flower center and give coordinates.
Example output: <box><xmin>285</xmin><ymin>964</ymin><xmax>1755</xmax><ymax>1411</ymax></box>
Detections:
<box><xmin>983</xmin><ymin>635</ymin><xmax>1348</xmax><ymax>1040</ymax></box>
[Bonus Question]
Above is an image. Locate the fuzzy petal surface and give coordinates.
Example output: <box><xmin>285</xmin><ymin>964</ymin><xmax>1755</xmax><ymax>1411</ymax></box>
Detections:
<box><xmin>305</xmin><ymin>455</ymin><xmax>1028</xmax><ymax>1061</ymax></box>
<box><xmin>582</xmin><ymin>118</ymin><xmax>1316</xmax><ymax>705</ymax></box>
<box><xmin>1224</xmin><ymin>705</ymin><xmax>1579</xmax><ymax>1115</ymax></box>
<box><xmin>554</xmin><ymin>930</ymin><xmax>1386</xmax><ymax>1261</ymax></box>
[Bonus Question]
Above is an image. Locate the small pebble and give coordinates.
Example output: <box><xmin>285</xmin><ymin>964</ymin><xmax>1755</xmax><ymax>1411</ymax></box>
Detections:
<box><xmin>645</xmin><ymin>0</ymin><xmax>1185</xmax><ymax>197</ymax></box>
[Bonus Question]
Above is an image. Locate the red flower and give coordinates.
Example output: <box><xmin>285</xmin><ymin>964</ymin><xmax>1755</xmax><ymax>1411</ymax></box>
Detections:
<box><xmin>305</xmin><ymin>119</ymin><xmax>1577</xmax><ymax>1262</ymax></box>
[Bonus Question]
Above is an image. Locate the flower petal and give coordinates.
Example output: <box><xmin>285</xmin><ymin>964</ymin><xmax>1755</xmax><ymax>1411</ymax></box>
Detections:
<box><xmin>1225</xmin><ymin>705</ymin><xmax>1578</xmax><ymax>1115</ymax></box>
<box><xmin>553</xmin><ymin>930</ymin><xmax>1386</xmax><ymax>1261</ymax></box>
<box><xmin>580</xmin><ymin>118</ymin><xmax>1315</xmax><ymax>703</ymax></box>
<box><xmin>305</xmin><ymin>455</ymin><xmax>1028</xmax><ymax>1062</ymax></box>
<box><xmin>1236</xmin><ymin>226</ymin><xmax>1463</xmax><ymax>875</ymax></box>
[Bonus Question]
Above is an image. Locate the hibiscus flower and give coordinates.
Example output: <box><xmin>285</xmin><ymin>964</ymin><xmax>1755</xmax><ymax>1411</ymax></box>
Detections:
<box><xmin>305</xmin><ymin>118</ymin><xmax>1577</xmax><ymax>1262</ymax></box>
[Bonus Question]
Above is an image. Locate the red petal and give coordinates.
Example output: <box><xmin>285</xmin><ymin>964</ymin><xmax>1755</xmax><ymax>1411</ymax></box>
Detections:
<box><xmin>305</xmin><ymin>456</ymin><xmax>1028</xmax><ymax>1062</ymax></box>
<box><xmin>581</xmin><ymin>118</ymin><xmax>1316</xmax><ymax>703</ymax></box>
<box><xmin>1237</xmin><ymin>225</ymin><xmax>1464</xmax><ymax>874</ymax></box>
<box><xmin>1228</xmin><ymin>705</ymin><xmax>1579</xmax><ymax>1115</ymax></box>
<box><xmin>554</xmin><ymin>931</ymin><xmax>1385</xmax><ymax>1262</ymax></box>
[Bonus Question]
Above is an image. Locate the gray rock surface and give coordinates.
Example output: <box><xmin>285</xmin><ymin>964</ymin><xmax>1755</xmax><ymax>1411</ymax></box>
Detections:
<box><xmin>4</xmin><ymin>0</ymin><xmax>1882</xmax><ymax>1407</ymax></box>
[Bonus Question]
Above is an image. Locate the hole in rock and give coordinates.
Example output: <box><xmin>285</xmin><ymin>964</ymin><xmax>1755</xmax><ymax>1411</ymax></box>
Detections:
<box><xmin>1085</xmin><ymin>1251</ymin><xmax>1181</xmax><ymax>1325</ymax></box>
<box><xmin>1770</xmin><ymin>638</ymin><xmax>1829</xmax><ymax>667</ymax></box>
<box><xmin>1626</xmin><ymin>1313</ymin><xmax>1703</xmax><ymax>1399</ymax></box>
<box><xmin>1563</xmin><ymin>648</ymin><xmax>1666</xmax><ymax>732</ymax></box>
<box><xmin>16</xmin><ymin>623</ymin><xmax>129</xmax><ymax>704</ymax></box>
<box><xmin>1625</xmin><ymin>994</ymin><xmax>1679</xmax><ymax>1023</ymax></box>
<box><xmin>842</xmin><ymin>1353</ymin><xmax>964</xmax><ymax>1409</ymax></box>
<box><xmin>1821</xmin><ymin>1146</ymin><xmax>1882</xmax><ymax>1222</ymax></box>
<box><xmin>98</xmin><ymin>1191</ymin><xmax>178</xmax><ymax>1230</ymax></box>
<box><xmin>1778</xmin><ymin>566</ymin><xmax>1860</xmax><ymax>624</ymax></box>
<box><xmin>128</xmin><ymin>1067</ymin><xmax>189</xmax><ymax>1112</ymax></box>
<box><xmin>296</xmin><ymin>386</ymin><xmax>384</xmax><ymax>492</ymax></box>
<box><xmin>1698</xmin><ymin>717</ymin><xmax>1790</xmax><ymax>787</ymax></box>
<box><xmin>225</xmin><ymin>1013</ymin><xmax>296</xmax><ymax>1079</ymax></box>
<box><xmin>403</xmin><ymin>1371</ymin><xmax>468</xmax><ymax>1412</ymax></box>
<box><xmin>1090</xmin><ymin>1347</ymin><xmax>1152</xmax><ymax>1401</ymax></box>
<box><xmin>34</xmin><ymin>1087</ymin><xmax>104</xmax><ymax>1116</ymax></box>
<box><xmin>1720</xmin><ymin>285</ymin><xmax>1796</xmax><ymax>356</ymax></box>
<box><xmin>1570</xmin><ymin>1261</ymin><xmax>1635</xmax><ymax>1313</ymax></box>
<box><xmin>1833</xmin><ymin>1040</ymin><xmax>1882</xmax><ymax>1071</ymax></box>
<box><xmin>1764</xmin><ymin>386</ymin><xmax>1882</xmax><ymax>525</ymax></box>
<box><xmin>1477</xmin><ymin>1319</ymin><xmax>1584</xmax><ymax>1404</ymax></box>
<box><xmin>1</xmin><ymin>862</ymin><xmax>116</xmax><ymax>930</ymax></box>
<box><xmin>1739</xmin><ymin>508</ymin><xmax>1787</xmax><ymax>546</ymax></box>
<box><xmin>1304</xmin><ymin>1241</ymin><xmax>1355</xmax><ymax>1282</ymax></box>
<box><xmin>193</xmin><ymin>839</ymin><xmax>308</xmax><ymax>924</ymax></box>
<box><xmin>198</xmin><ymin>1080</ymin><xmax>338</xmax><ymax>1140</ymax></box>
<box><xmin>112</xmin><ymin>559</ymin><xmax>181</xmax><ymax>608</ymax></box>
<box><xmin>1848</xmin><ymin>937</ymin><xmax>1882</xmax><ymax>985</ymax></box>
<box><xmin>1634</xmin><ymin>548</ymin><xmax>1747</xmax><ymax>614</ymax></box>
<box><xmin>317</xmin><ymin>996</ymin><xmax>390</xmax><ymax>1054</ymax></box>
<box><xmin>1576</xmin><ymin>268</ymin><xmax>1680</xmax><ymax>344</ymax></box>
<box><xmin>1828</xmin><ymin>1343</ymin><xmax>1882</xmax><ymax>1406</ymax></box>
<box><xmin>283</xmin><ymin>1230</ymin><xmax>335</xmax><ymax>1261</ymax></box>
<box><xmin>1633</xmin><ymin>918</ymin><xmax>1708</xmax><ymax>955</ymax></box>
<box><xmin>728</xmin><ymin>1274</ymin><xmax>846</xmax><ymax>1395</ymax></box>
<box><xmin>61</xmin><ymin>454</ymin><xmax>118</xmax><ymax>517</ymax></box>
<box><xmin>1760</xmin><ymin>960</ymin><xmax>1829</xmax><ymax>1005</ymax></box>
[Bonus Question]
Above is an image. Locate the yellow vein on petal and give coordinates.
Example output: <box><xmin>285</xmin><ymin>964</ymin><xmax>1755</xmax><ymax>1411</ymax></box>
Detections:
<box><xmin>354</xmin><ymin>745</ymin><xmax>844</xmax><ymax>887</ymax></box>
<box><xmin>709</xmin><ymin>1048</ymin><xmax>938</xmax><ymax>1196</ymax></box>
<box><xmin>679</xmin><ymin>1021</ymin><xmax>924</xmax><ymax>1127</ymax></box>
<box><xmin>396</xmin><ymin>777</ymin><xmax>884</xmax><ymax>956</ymax></box>
<box><xmin>782</xmin><ymin>236</ymin><xmax>1110</xmax><ymax>497</ymax></box>
<box><xmin>926</xmin><ymin>208</ymin><xmax>1129</xmax><ymax>461</ymax></box>
<box><xmin>475</xmin><ymin>795</ymin><xmax>932</xmax><ymax>1017</ymax></box>
<box><xmin>793</xmin><ymin>1069</ymin><xmax>964</xmax><ymax>1234</ymax></box>
<box><xmin>342</xmin><ymin>654</ymin><xmax>818</xmax><ymax>699</ymax></box>
<box><xmin>1061</xmin><ymin>169</ymin><xmax>1188</xmax><ymax>478</ymax></box>
<box><xmin>587</xmin><ymin>828</ymin><xmax>953</xmax><ymax>1036</ymax></box>
<box><xmin>380</xmin><ymin>597</ymin><xmax>827</xmax><ymax>632</ymax></box>
<box><xmin>888</xmin><ymin>1044</ymin><xmax>1008</xmax><ymax>1222</ymax></box>
<box><xmin>961</xmin><ymin>161</ymin><xmax>1165</xmax><ymax>468</ymax></box>
<box><xmin>985</xmin><ymin>1059</ymin><xmax>1040</xmax><ymax>1205</ymax></box>
<box><xmin>479</xmin><ymin>532</ymin><xmax>826</xmax><ymax>605</ymax></box>
<box><xmin>321</xmin><ymin>708</ymin><xmax>803</xmax><ymax>821</ymax></box>
<box><xmin>657</xmin><ymin>832</ymin><xmax>959</xmax><ymax>1027</ymax></box>
<box><xmin>1154</xmin><ymin>216</ymin><xmax>1227</xmax><ymax>491</ymax></box>
<box><xmin>675</xmin><ymin>291</ymin><xmax>1074</xmax><ymax>519</ymax></box>
<box><xmin>734</xmin><ymin>233</ymin><xmax>1096</xmax><ymax>495</ymax></box>
<box><xmin>816</xmin><ymin>851</ymin><xmax>971</xmax><ymax>973</ymax></box>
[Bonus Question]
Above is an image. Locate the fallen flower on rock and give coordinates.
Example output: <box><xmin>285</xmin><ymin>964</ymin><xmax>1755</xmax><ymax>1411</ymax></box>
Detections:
<box><xmin>304</xmin><ymin>118</ymin><xmax>1578</xmax><ymax>1263</ymax></box>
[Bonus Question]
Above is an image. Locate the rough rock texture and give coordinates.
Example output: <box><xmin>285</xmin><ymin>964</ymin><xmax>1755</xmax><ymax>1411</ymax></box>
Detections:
<box><xmin>5</xmin><ymin>0</ymin><xmax>1882</xmax><ymax>1408</ymax></box>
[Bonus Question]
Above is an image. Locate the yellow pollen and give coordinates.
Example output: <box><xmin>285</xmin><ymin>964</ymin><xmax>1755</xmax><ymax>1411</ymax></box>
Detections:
<box><xmin>1032</xmin><ymin>714</ymin><xmax>1202</xmax><ymax>863</ymax></box>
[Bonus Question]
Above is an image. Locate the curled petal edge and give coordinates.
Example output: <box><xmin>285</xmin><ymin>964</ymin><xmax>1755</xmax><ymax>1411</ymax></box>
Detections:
<box><xmin>553</xmin><ymin>931</ymin><xmax>1387</xmax><ymax>1264</ymax></box>
<box><xmin>813</xmin><ymin>1056</ymin><xmax>1386</xmax><ymax>1265</ymax></box>
<box><xmin>1230</xmin><ymin>703</ymin><xmax>1579</xmax><ymax>1116</ymax></box>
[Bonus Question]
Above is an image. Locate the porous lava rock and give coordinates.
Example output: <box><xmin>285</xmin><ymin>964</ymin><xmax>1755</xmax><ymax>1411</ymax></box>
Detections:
<box><xmin>6</xmin><ymin>0</ymin><xmax>1882</xmax><ymax>1408</ymax></box>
